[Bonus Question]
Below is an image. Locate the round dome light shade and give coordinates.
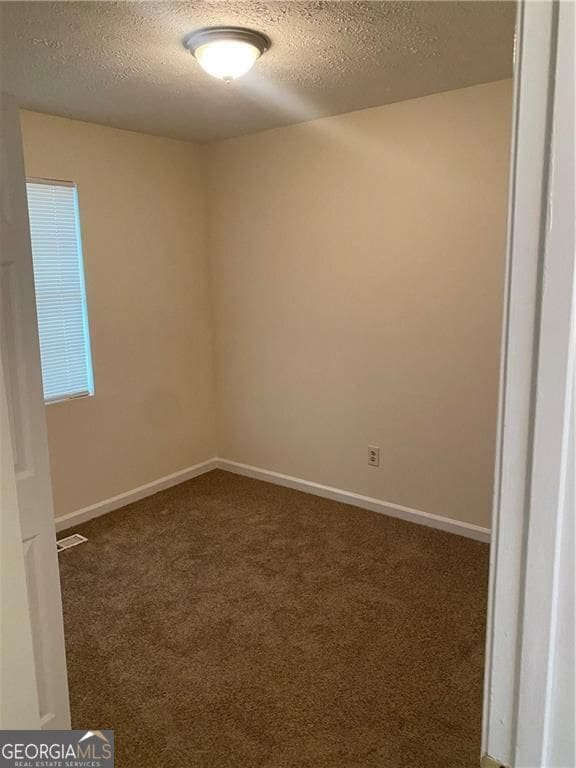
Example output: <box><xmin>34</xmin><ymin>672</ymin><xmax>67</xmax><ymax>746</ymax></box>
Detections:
<box><xmin>185</xmin><ymin>28</ymin><xmax>270</xmax><ymax>81</ymax></box>
<box><xmin>195</xmin><ymin>39</ymin><xmax>261</xmax><ymax>80</ymax></box>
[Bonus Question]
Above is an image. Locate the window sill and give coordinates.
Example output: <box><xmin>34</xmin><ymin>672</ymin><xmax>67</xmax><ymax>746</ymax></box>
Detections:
<box><xmin>45</xmin><ymin>392</ymin><xmax>94</xmax><ymax>406</ymax></box>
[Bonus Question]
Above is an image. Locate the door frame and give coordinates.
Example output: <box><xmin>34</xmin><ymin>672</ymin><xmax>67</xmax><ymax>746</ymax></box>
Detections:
<box><xmin>483</xmin><ymin>0</ymin><xmax>574</xmax><ymax>766</ymax></box>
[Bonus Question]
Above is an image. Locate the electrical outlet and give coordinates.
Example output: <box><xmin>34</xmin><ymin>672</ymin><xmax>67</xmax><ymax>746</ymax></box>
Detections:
<box><xmin>368</xmin><ymin>445</ymin><xmax>380</xmax><ymax>467</ymax></box>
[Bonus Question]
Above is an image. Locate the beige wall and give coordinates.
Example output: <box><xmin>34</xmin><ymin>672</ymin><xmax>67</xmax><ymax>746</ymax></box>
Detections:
<box><xmin>207</xmin><ymin>80</ymin><xmax>512</xmax><ymax>528</ymax></box>
<box><xmin>21</xmin><ymin>80</ymin><xmax>512</xmax><ymax>528</ymax></box>
<box><xmin>20</xmin><ymin>111</ymin><xmax>217</xmax><ymax>518</ymax></box>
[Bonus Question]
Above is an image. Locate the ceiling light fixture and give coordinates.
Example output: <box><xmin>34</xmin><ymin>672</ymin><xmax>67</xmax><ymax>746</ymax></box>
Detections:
<box><xmin>184</xmin><ymin>27</ymin><xmax>270</xmax><ymax>82</ymax></box>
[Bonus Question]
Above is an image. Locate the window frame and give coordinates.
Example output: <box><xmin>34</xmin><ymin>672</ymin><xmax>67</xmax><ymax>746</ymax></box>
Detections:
<box><xmin>26</xmin><ymin>176</ymin><xmax>95</xmax><ymax>405</ymax></box>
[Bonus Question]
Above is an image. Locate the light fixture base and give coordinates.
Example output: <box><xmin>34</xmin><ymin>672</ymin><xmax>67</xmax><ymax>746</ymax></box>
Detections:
<box><xmin>183</xmin><ymin>27</ymin><xmax>270</xmax><ymax>57</ymax></box>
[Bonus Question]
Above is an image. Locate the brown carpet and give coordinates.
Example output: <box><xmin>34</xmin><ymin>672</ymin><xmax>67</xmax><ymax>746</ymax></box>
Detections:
<box><xmin>59</xmin><ymin>469</ymin><xmax>489</xmax><ymax>768</ymax></box>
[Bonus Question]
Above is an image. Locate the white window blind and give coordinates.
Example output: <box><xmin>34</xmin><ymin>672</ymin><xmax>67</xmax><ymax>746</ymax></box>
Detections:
<box><xmin>26</xmin><ymin>179</ymin><xmax>94</xmax><ymax>403</ymax></box>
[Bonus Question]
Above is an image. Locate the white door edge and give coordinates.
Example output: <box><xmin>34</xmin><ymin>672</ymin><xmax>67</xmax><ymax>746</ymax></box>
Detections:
<box><xmin>483</xmin><ymin>1</ymin><xmax>575</xmax><ymax>765</ymax></box>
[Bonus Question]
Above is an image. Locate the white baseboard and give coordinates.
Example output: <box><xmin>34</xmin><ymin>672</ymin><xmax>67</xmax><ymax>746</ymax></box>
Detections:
<box><xmin>215</xmin><ymin>459</ymin><xmax>491</xmax><ymax>543</ymax></box>
<box><xmin>55</xmin><ymin>456</ymin><xmax>491</xmax><ymax>543</ymax></box>
<box><xmin>54</xmin><ymin>459</ymin><xmax>218</xmax><ymax>533</ymax></box>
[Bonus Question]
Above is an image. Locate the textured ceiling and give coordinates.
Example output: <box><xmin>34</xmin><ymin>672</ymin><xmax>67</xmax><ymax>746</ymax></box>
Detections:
<box><xmin>0</xmin><ymin>1</ymin><xmax>516</xmax><ymax>143</ymax></box>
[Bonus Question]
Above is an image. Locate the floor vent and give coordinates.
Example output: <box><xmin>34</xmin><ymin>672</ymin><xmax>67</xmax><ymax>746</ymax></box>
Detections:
<box><xmin>57</xmin><ymin>533</ymin><xmax>88</xmax><ymax>552</ymax></box>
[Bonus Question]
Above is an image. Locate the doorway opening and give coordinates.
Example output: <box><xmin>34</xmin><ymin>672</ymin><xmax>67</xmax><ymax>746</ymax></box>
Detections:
<box><xmin>2</xmin><ymin>2</ymin><xmax>545</xmax><ymax>766</ymax></box>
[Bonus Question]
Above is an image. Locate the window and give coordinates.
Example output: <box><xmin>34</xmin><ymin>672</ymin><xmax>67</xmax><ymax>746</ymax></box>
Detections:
<box><xmin>26</xmin><ymin>179</ymin><xmax>94</xmax><ymax>403</ymax></box>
